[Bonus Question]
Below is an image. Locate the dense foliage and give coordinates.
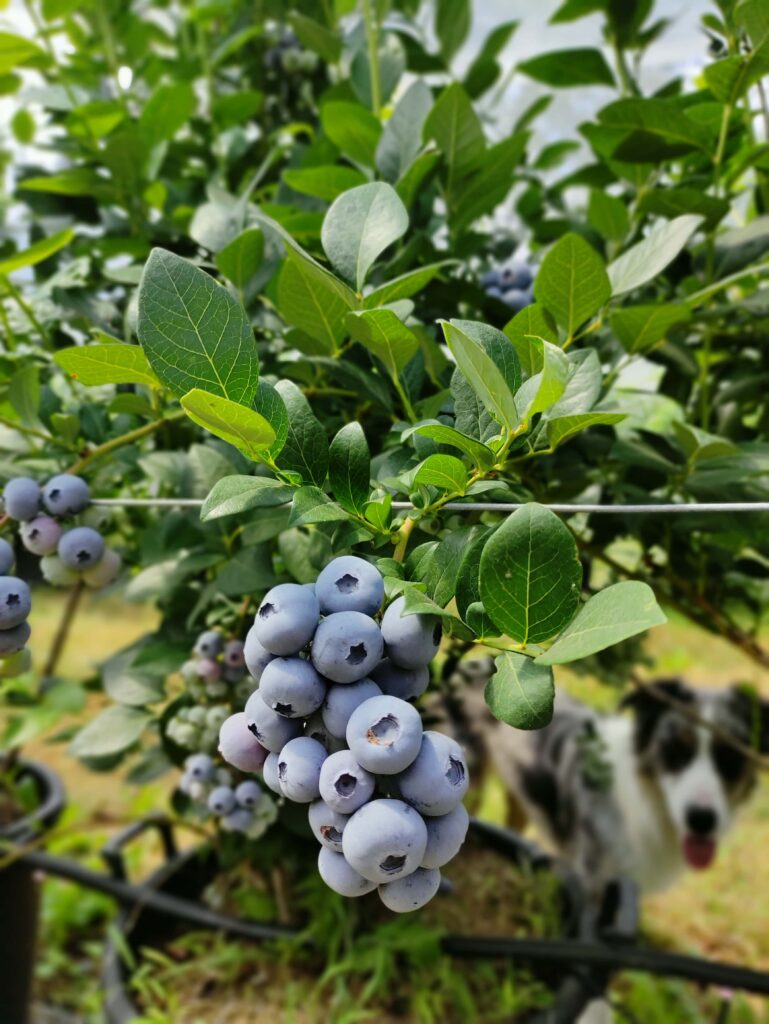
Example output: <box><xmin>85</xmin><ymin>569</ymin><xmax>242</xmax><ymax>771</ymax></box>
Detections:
<box><xmin>0</xmin><ymin>0</ymin><xmax>767</xmax><ymax>888</ymax></box>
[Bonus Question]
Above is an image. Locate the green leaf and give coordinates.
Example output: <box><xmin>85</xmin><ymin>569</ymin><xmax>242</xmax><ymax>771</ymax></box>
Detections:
<box><xmin>519</xmin><ymin>48</ymin><xmax>614</xmax><ymax>87</ymax></box>
<box><xmin>321</xmin><ymin>100</ymin><xmax>381</xmax><ymax>168</ymax></box>
<box><xmin>0</xmin><ymin>228</ymin><xmax>74</xmax><ymax>275</ymax></box>
<box><xmin>441</xmin><ymin>319</ymin><xmax>519</xmax><ymax>431</ymax></box>
<box><xmin>54</xmin><ymin>344</ymin><xmax>160</xmax><ymax>388</ymax></box>
<box><xmin>503</xmin><ymin>304</ymin><xmax>560</xmax><ymax>375</ymax></box>
<box><xmin>423</xmin><ymin>82</ymin><xmax>485</xmax><ymax>180</ymax></box>
<box><xmin>705</xmin><ymin>50</ymin><xmax>769</xmax><ymax>105</ymax></box>
<box><xmin>514</xmin><ymin>341</ymin><xmax>570</xmax><ymax>422</ymax></box>
<box><xmin>180</xmin><ymin>389</ymin><xmax>276</xmax><ymax>461</ymax></box>
<box><xmin>138</xmin><ymin>81</ymin><xmax>196</xmax><ymax>145</ymax></box>
<box><xmin>276</xmin><ymin>255</ymin><xmax>352</xmax><ymax>353</ymax></box>
<box><xmin>288</xmin><ymin>11</ymin><xmax>342</xmax><ymax>63</ymax></box>
<box><xmin>536</xmin><ymin>581</ymin><xmax>666</xmax><ymax>665</ymax></box>
<box><xmin>9</xmin><ymin>365</ymin><xmax>40</xmax><ymax>428</ymax></box>
<box><xmin>329</xmin><ymin>422</ymin><xmax>370</xmax><ymax>516</ymax></box>
<box><xmin>0</xmin><ymin>32</ymin><xmax>46</xmax><ymax>74</ymax></box>
<box><xmin>19</xmin><ymin>168</ymin><xmax>108</xmax><ymax>197</ymax></box>
<box><xmin>253</xmin><ymin>379</ymin><xmax>288</xmax><ymax>458</ymax></box>
<box><xmin>364</xmin><ymin>494</ymin><xmax>392</xmax><ymax>532</ymax></box>
<box><xmin>364</xmin><ymin>261</ymin><xmax>452</xmax><ymax>308</ymax></box>
<box><xmin>479</xmin><ymin>503</ymin><xmax>582</xmax><ymax>645</ymax></box>
<box><xmin>546</xmin><ymin>348</ymin><xmax>602</xmax><ymax>419</ymax></box>
<box><xmin>412</xmin><ymin>423</ymin><xmax>495</xmax><ymax>470</ymax></box>
<box><xmin>435</xmin><ymin>0</ymin><xmax>471</xmax><ymax>62</ymax></box>
<box><xmin>611</xmin><ymin>303</ymin><xmax>691</xmax><ymax>353</ymax></box>
<box><xmin>485</xmin><ymin>653</ymin><xmax>554</xmax><ymax>729</ymax></box>
<box><xmin>413</xmin><ymin>454</ymin><xmax>468</xmax><ymax>493</ymax></box>
<box><xmin>345</xmin><ymin>308</ymin><xmax>419</xmax><ymax>377</ymax></box>
<box><xmin>321</xmin><ymin>183</ymin><xmax>409</xmax><ymax>292</ymax></box>
<box><xmin>376</xmin><ymin>80</ymin><xmax>433</xmax><ymax>183</ymax></box>
<box><xmin>424</xmin><ymin>526</ymin><xmax>485</xmax><ymax>608</ymax></box>
<box><xmin>283</xmin><ymin>165</ymin><xmax>367</xmax><ymax>202</ymax></box>
<box><xmin>464</xmin><ymin>20</ymin><xmax>518</xmax><ymax>98</ymax></box>
<box><xmin>451</xmin><ymin>369</ymin><xmax>498</xmax><ymax>442</ymax></box>
<box><xmin>289</xmin><ymin>486</ymin><xmax>351</xmax><ymax>526</ymax></box>
<box><xmin>215</xmin><ymin>228</ymin><xmax>264</xmax><ymax>290</ymax></box>
<box><xmin>534</xmin><ymin>233</ymin><xmax>611</xmax><ymax>338</ymax></box>
<box><xmin>450</xmin><ymin>132</ymin><xmax>528</xmax><ymax>231</ymax></box>
<box><xmin>607</xmin><ymin>215</ymin><xmax>703</xmax><ymax>296</ymax></box>
<box><xmin>137</xmin><ymin>248</ymin><xmax>259</xmax><ymax>404</ymax></box>
<box><xmin>546</xmin><ymin>412</ymin><xmax>625</xmax><ymax>448</ymax></box>
<box><xmin>637</xmin><ymin>187</ymin><xmax>729</xmax><ymax>232</ymax></box>
<box><xmin>598</xmin><ymin>98</ymin><xmax>714</xmax><ymax>160</ymax></box>
<box><xmin>587</xmin><ymin>190</ymin><xmax>629</xmax><ymax>242</ymax></box>
<box><xmin>71</xmin><ymin>705</ymin><xmax>152</xmax><ymax>758</ymax></box>
<box><xmin>200</xmin><ymin>476</ymin><xmax>293</xmax><ymax>521</ymax></box>
<box><xmin>274</xmin><ymin>380</ymin><xmax>329</xmax><ymax>487</ymax></box>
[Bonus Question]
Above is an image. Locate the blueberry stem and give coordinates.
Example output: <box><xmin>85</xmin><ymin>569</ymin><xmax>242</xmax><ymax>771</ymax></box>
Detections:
<box><xmin>43</xmin><ymin>578</ymin><xmax>85</xmax><ymax>679</ymax></box>
<box><xmin>67</xmin><ymin>409</ymin><xmax>186</xmax><ymax>474</ymax></box>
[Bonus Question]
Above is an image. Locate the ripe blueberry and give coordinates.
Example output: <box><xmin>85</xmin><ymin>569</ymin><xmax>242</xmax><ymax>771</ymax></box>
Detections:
<box><xmin>253</xmin><ymin>583</ymin><xmax>320</xmax><ymax>656</ymax></box>
<box><xmin>380</xmin><ymin>596</ymin><xmax>441</xmax><ymax>669</ymax></box>
<box><xmin>311</xmin><ymin>611</ymin><xmax>383</xmax><ymax>684</ymax></box>
<box><xmin>346</xmin><ymin>695</ymin><xmax>423</xmax><ymax>776</ymax></box>
<box><xmin>342</xmin><ymin>798</ymin><xmax>428</xmax><ymax>884</ymax></box>
<box><xmin>315</xmin><ymin>556</ymin><xmax>385</xmax><ymax>616</ymax></box>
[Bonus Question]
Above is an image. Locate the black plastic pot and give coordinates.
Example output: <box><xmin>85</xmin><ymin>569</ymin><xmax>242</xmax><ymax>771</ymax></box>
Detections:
<box><xmin>102</xmin><ymin>817</ymin><xmax>628</xmax><ymax>1024</ymax></box>
<box><xmin>0</xmin><ymin>760</ymin><xmax>66</xmax><ymax>1024</ymax></box>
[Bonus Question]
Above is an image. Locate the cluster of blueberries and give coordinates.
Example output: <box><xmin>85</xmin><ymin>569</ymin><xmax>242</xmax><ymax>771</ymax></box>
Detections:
<box><xmin>167</xmin><ymin>630</ymin><xmax>252</xmax><ymax>753</ymax></box>
<box><xmin>0</xmin><ymin>474</ymin><xmax>121</xmax><ymax>676</ymax></box>
<box><xmin>179</xmin><ymin>753</ymin><xmax>276</xmax><ymax>838</ymax></box>
<box><xmin>481</xmin><ymin>262</ymin><xmax>534</xmax><ymax>314</ymax></box>
<box><xmin>217</xmin><ymin>556</ymin><xmax>470</xmax><ymax>914</ymax></box>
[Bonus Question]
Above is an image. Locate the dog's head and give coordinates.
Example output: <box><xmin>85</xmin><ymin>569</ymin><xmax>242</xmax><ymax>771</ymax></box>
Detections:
<box><xmin>621</xmin><ymin>679</ymin><xmax>768</xmax><ymax>871</ymax></box>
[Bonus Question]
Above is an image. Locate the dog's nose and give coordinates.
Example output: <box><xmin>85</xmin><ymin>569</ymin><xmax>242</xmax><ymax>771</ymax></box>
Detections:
<box><xmin>685</xmin><ymin>805</ymin><xmax>717</xmax><ymax>836</ymax></box>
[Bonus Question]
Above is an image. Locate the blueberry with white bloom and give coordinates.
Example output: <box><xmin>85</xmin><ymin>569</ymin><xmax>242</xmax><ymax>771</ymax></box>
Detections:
<box><xmin>421</xmin><ymin>803</ymin><xmax>470</xmax><ymax>869</ymax></box>
<box><xmin>378</xmin><ymin>867</ymin><xmax>441</xmax><ymax>913</ymax></box>
<box><xmin>3</xmin><ymin>478</ymin><xmax>41</xmax><ymax>521</ymax></box>
<box><xmin>208</xmin><ymin>786</ymin><xmax>236</xmax><ymax>816</ymax></box>
<box><xmin>0</xmin><ymin>539</ymin><xmax>13</xmax><ymax>576</ymax></box>
<box><xmin>244</xmin><ymin>624</ymin><xmax>274</xmax><ymax>682</ymax></box>
<box><xmin>396</xmin><ymin>731</ymin><xmax>469</xmax><ymax>816</ymax></box>
<box><xmin>380</xmin><ymin>597</ymin><xmax>441</xmax><ymax>669</ymax></box>
<box><xmin>318</xmin><ymin>847</ymin><xmax>376</xmax><ymax>898</ymax></box>
<box><xmin>315</xmin><ymin>556</ymin><xmax>385</xmax><ymax>616</ymax></box>
<box><xmin>304</xmin><ymin>710</ymin><xmax>343</xmax><ymax>752</ymax></box>
<box><xmin>244</xmin><ymin>689</ymin><xmax>302</xmax><ymax>752</ymax></box>
<box><xmin>221</xmin><ymin>808</ymin><xmax>255</xmax><ymax>834</ymax></box>
<box><xmin>82</xmin><ymin>548</ymin><xmax>122</xmax><ymax>588</ymax></box>
<box><xmin>196</xmin><ymin>657</ymin><xmax>222</xmax><ymax>683</ymax></box>
<box><xmin>262</xmin><ymin>751</ymin><xmax>282</xmax><ymax>795</ymax></box>
<box><xmin>370</xmin><ymin>659</ymin><xmax>429</xmax><ymax>703</ymax></box>
<box><xmin>20</xmin><ymin>517</ymin><xmax>61</xmax><ymax>556</ymax></box>
<box><xmin>253</xmin><ymin>583</ymin><xmax>320</xmax><ymax>656</ymax></box>
<box><xmin>322</xmin><ymin>678</ymin><xmax>382</xmax><ymax>739</ymax></box>
<box><xmin>276</xmin><ymin>736</ymin><xmax>327</xmax><ymax>803</ymax></box>
<box><xmin>219</xmin><ymin>712</ymin><xmax>269</xmax><ymax>772</ymax></box>
<box><xmin>308</xmin><ymin>799</ymin><xmax>349</xmax><ymax>853</ymax></box>
<box><xmin>311</xmin><ymin>611</ymin><xmax>383</xmax><ymax>684</ymax></box>
<box><xmin>223</xmin><ymin>639</ymin><xmax>245</xmax><ymax>670</ymax></box>
<box><xmin>0</xmin><ymin>621</ymin><xmax>31</xmax><ymax>655</ymax></box>
<box><xmin>184</xmin><ymin>752</ymin><xmax>215</xmax><ymax>783</ymax></box>
<box><xmin>42</xmin><ymin>474</ymin><xmax>90</xmax><ymax>516</ymax></box>
<box><xmin>0</xmin><ymin>577</ymin><xmax>31</xmax><ymax>629</ymax></box>
<box><xmin>346</xmin><ymin>695</ymin><xmax>423</xmax><ymax>775</ymax></box>
<box><xmin>259</xmin><ymin>656</ymin><xmax>327</xmax><ymax>719</ymax></box>
<box><xmin>319</xmin><ymin>749</ymin><xmax>375</xmax><ymax>815</ymax></box>
<box><xmin>194</xmin><ymin>630</ymin><xmax>224</xmax><ymax>659</ymax></box>
<box><xmin>57</xmin><ymin>527</ymin><xmax>105</xmax><ymax>570</ymax></box>
<box><xmin>235</xmin><ymin>780</ymin><xmax>263</xmax><ymax>809</ymax></box>
<box><xmin>342</xmin><ymin>798</ymin><xmax>427</xmax><ymax>883</ymax></box>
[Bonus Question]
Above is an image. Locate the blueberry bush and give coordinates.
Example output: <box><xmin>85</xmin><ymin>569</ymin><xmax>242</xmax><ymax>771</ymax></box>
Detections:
<box><xmin>1</xmin><ymin>0</ymin><xmax>768</xmax><ymax>1008</ymax></box>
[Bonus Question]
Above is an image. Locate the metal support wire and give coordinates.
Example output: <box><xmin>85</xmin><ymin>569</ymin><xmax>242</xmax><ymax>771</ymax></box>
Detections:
<box><xmin>90</xmin><ymin>498</ymin><xmax>769</xmax><ymax>514</ymax></box>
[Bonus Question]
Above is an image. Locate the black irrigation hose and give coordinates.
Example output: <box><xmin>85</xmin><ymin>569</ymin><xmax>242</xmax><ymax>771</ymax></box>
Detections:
<box><xmin>18</xmin><ymin>847</ymin><xmax>769</xmax><ymax>997</ymax></box>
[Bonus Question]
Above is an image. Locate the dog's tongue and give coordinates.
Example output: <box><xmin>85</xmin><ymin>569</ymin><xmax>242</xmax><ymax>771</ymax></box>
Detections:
<box><xmin>683</xmin><ymin>836</ymin><xmax>716</xmax><ymax>870</ymax></box>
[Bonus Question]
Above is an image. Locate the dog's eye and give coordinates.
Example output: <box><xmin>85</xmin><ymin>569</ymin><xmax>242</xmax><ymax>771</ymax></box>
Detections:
<box><xmin>660</xmin><ymin>735</ymin><xmax>696</xmax><ymax>772</ymax></box>
<box><xmin>713</xmin><ymin>742</ymin><xmax>746</xmax><ymax>784</ymax></box>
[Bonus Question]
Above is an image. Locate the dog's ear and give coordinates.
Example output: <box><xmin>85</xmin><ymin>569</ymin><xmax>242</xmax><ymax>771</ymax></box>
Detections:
<box><xmin>727</xmin><ymin>685</ymin><xmax>769</xmax><ymax>754</ymax></box>
<box><xmin>619</xmin><ymin>678</ymin><xmax>693</xmax><ymax>753</ymax></box>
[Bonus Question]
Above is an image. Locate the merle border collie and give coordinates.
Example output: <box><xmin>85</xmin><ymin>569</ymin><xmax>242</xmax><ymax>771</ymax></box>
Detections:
<box><xmin>445</xmin><ymin>661</ymin><xmax>769</xmax><ymax>897</ymax></box>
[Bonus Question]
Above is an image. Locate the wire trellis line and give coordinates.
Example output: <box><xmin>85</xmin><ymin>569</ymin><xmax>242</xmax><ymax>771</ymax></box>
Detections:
<box><xmin>89</xmin><ymin>498</ymin><xmax>769</xmax><ymax>515</ymax></box>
